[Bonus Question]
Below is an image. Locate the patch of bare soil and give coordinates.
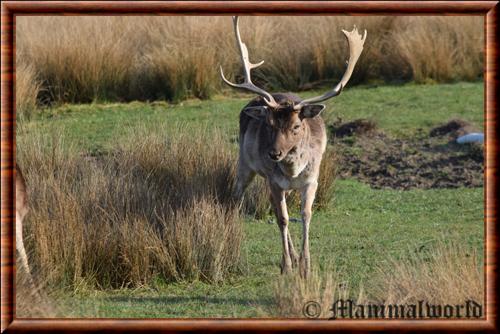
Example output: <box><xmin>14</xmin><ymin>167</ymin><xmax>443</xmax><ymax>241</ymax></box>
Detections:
<box><xmin>429</xmin><ymin>119</ymin><xmax>479</xmax><ymax>139</ymax></box>
<box><xmin>333</xmin><ymin>118</ymin><xmax>377</xmax><ymax>138</ymax></box>
<box><xmin>330</xmin><ymin>119</ymin><xmax>484</xmax><ymax>190</ymax></box>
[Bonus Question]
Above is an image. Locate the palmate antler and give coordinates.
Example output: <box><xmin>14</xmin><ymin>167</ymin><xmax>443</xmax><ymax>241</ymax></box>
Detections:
<box><xmin>293</xmin><ymin>26</ymin><xmax>367</xmax><ymax>110</ymax></box>
<box><xmin>219</xmin><ymin>16</ymin><xmax>280</xmax><ymax>108</ymax></box>
<box><xmin>220</xmin><ymin>17</ymin><xmax>367</xmax><ymax>110</ymax></box>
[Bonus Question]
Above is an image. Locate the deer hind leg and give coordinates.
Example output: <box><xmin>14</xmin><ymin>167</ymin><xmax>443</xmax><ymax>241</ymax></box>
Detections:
<box><xmin>233</xmin><ymin>159</ymin><xmax>255</xmax><ymax>204</ymax></box>
<box><xmin>269</xmin><ymin>182</ymin><xmax>294</xmax><ymax>274</ymax></box>
<box><xmin>300</xmin><ymin>181</ymin><xmax>318</xmax><ymax>278</ymax></box>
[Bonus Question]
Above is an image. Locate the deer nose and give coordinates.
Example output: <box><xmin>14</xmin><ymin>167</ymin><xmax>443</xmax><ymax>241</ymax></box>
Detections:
<box><xmin>269</xmin><ymin>150</ymin><xmax>282</xmax><ymax>161</ymax></box>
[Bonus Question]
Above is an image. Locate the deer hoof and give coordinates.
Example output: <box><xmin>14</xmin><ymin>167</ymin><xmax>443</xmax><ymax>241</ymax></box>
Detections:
<box><xmin>281</xmin><ymin>264</ymin><xmax>293</xmax><ymax>275</ymax></box>
<box><xmin>299</xmin><ymin>256</ymin><xmax>310</xmax><ymax>278</ymax></box>
<box><xmin>281</xmin><ymin>257</ymin><xmax>293</xmax><ymax>274</ymax></box>
<box><xmin>290</xmin><ymin>251</ymin><xmax>299</xmax><ymax>268</ymax></box>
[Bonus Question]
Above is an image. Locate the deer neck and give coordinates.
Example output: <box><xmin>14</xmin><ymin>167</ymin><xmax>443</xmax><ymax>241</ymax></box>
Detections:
<box><xmin>278</xmin><ymin>124</ymin><xmax>311</xmax><ymax>178</ymax></box>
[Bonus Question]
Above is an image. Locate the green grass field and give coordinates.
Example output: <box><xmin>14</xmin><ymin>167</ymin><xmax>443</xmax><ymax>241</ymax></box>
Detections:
<box><xmin>18</xmin><ymin>82</ymin><xmax>484</xmax><ymax>318</ymax></box>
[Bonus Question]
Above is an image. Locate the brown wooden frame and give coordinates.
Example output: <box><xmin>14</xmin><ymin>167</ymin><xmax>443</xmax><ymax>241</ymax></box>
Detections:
<box><xmin>1</xmin><ymin>1</ymin><xmax>498</xmax><ymax>333</ymax></box>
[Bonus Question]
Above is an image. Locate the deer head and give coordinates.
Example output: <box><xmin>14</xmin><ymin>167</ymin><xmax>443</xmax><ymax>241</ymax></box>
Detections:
<box><xmin>242</xmin><ymin>98</ymin><xmax>325</xmax><ymax>161</ymax></box>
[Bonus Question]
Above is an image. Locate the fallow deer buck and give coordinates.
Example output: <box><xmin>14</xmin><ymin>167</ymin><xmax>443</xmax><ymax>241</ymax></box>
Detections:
<box><xmin>220</xmin><ymin>17</ymin><xmax>366</xmax><ymax>276</ymax></box>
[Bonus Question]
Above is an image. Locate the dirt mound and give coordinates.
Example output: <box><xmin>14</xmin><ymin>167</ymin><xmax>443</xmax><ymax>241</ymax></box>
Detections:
<box><xmin>331</xmin><ymin>118</ymin><xmax>377</xmax><ymax>138</ymax></box>
<box><xmin>429</xmin><ymin>119</ymin><xmax>478</xmax><ymax>139</ymax></box>
<box><xmin>333</xmin><ymin>119</ymin><xmax>483</xmax><ymax>190</ymax></box>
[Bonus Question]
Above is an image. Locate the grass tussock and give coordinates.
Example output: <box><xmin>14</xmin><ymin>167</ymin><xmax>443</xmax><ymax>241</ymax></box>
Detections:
<box><xmin>272</xmin><ymin>241</ymin><xmax>483</xmax><ymax>318</ymax></box>
<box><xmin>393</xmin><ymin>17</ymin><xmax>484</xmax><ymax>83</ymax></box>
<box><xmin>373</xmin><ymin>241</ymin><xmax>483</xmax><ymax>306</ymax></box>
<box><xmin>17</xmin><ymin>17</ymin><xmax>137</xmax><ymax>103</ymax></box>
<box><xmin>15</xmin><ymin>61</ymin><xmax>41</xmax><ymax>120</ymax></box>
<box><xmin>16</xmin><ymin>16</ymin><xmax>483</xmax><ymax>106</ymax></box>
<box><xmin>273</xmin><ymin>267</ymin><xmax>358</xmax><ymax>318</ymax></box>
<box><xmin>17</xmin><ymin>127</ymin><xmax>243</xmax><ymax>289</ymax></box>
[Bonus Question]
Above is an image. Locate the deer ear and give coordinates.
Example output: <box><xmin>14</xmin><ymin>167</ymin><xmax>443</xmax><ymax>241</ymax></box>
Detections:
<box><xmin>299</xmin><ymin>104</ymin><xmax>325</xmax><ymax>119</ymax></box>
<box><xmin>243</xmin><ymin>106</ymin><xmax>268</xmax><ymax>120</ymax></box>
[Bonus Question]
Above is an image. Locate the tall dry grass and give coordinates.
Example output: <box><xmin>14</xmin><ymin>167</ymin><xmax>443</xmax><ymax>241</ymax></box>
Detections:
<box><xmin>273</xmin><ymin>267</ymin><xmax>358</xmax><ymax>318</ymax></box>
<box><xmin>136</xmin><ymin>17</ymin><xmax>231</xmax><ymax>102</ymax></box>
<box><xmin>272</xmin><ymin>241</ymin><xmax>483</xmax><ymax>318</ymax></box>
<box><xmin>16</xmin><ymin>16</ymin><xmax>483</xmax><ymax>107</ymax></box>
<box><xmin>372</xmin><ymin>241</ymin><xmax>483</xmax><ymax>306</ymax></box>
<box><xmin>17</xmin><ymin>127</ymin><xmax>243</xmax><ymax>289</ymax></box>
<box><xmin>15</xmin><ymin>61</ymin><xmax>41</xmax><ymax>120</ymax></box>
<box><xmin>393</xmin><ymin>17</ymin><xmax>484</xmax><ymax>83</ymax></box>
<box><xmin>17</xmin><ymin>17</ymin><xmax>137</xmax><ymax>104</ymax></box>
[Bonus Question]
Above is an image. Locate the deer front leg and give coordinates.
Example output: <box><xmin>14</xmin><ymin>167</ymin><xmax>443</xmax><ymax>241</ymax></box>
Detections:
<box><xmin>300</xmin><ymin>181</ymin><xmax>318</xmax><ymax>278</ymax></box>
<box><xmin>269</xmin><ymin>192</ymin><xmax>299</xmax><ymax>268</ymax></box>
<box><xmin>269</xmin><ymin>182</ymin><xmax>293</xmax><ymax>274</ymax></box>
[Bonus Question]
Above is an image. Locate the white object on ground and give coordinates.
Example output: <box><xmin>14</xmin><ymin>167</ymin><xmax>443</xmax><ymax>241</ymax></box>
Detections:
<box><xmin>456</xmin><ymin>133</ymin><xmax>484</xmax><ymax>144</ymax></box>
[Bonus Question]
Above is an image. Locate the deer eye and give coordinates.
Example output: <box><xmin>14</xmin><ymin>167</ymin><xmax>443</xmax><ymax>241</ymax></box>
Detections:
<box><xmin>293</xmin><ymin>124</ymin><xmax>301</xmax><ymax>130</ymax></box>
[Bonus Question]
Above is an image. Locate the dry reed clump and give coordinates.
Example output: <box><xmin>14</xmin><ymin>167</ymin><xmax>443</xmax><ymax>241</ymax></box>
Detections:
<box><xmin>273</xmin><ymin>267</ymin><xmax>360</xmax><ymax>318</ymax></box>
<box><xmin>372</xmin><ymin>241</ymin><xmax>484</xmax><ymax>307</ymax></box>
<box><xmin>393</xmin><ymin>17</ymin><xmax>484</xmax><ymax>83</ymax></box>
<box><xmin>15</xmin><ymin>61</ymin><xmax>41</xmax><ymax>120</ymax></box>
<box><xmin>253</xmin><ymin>16</ymin><xmax>399</xmax><ymax>90</ymax></box>
<box><xmin>16</xmin><ymin>16</ymin><xmax>483</xmax><ymax>106</ymax></box>
<box><xmin>16</xmin><ymin>127</ymin><xmax>244</xmax><ymax>289</ymax></box>
<box><xmin>17</xmin><ymin>17</ymin><xmax>139</xmax><ymax>103</ymax></box>
<box><xmin>272</xmin><ymin>241</ymin><xmax>483</xmax><ymax>318</ymax></box>
<box><xmin>134</xmin><ymin>17</ymin><xmax>231</xmax><ymax>102</ymax></box>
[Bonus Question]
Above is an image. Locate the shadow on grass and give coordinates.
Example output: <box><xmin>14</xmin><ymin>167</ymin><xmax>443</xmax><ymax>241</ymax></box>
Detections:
<box><xmin>103</xmin><ymin>295</ymin><xmax>274</xmax><ymax>308</ymax></box>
